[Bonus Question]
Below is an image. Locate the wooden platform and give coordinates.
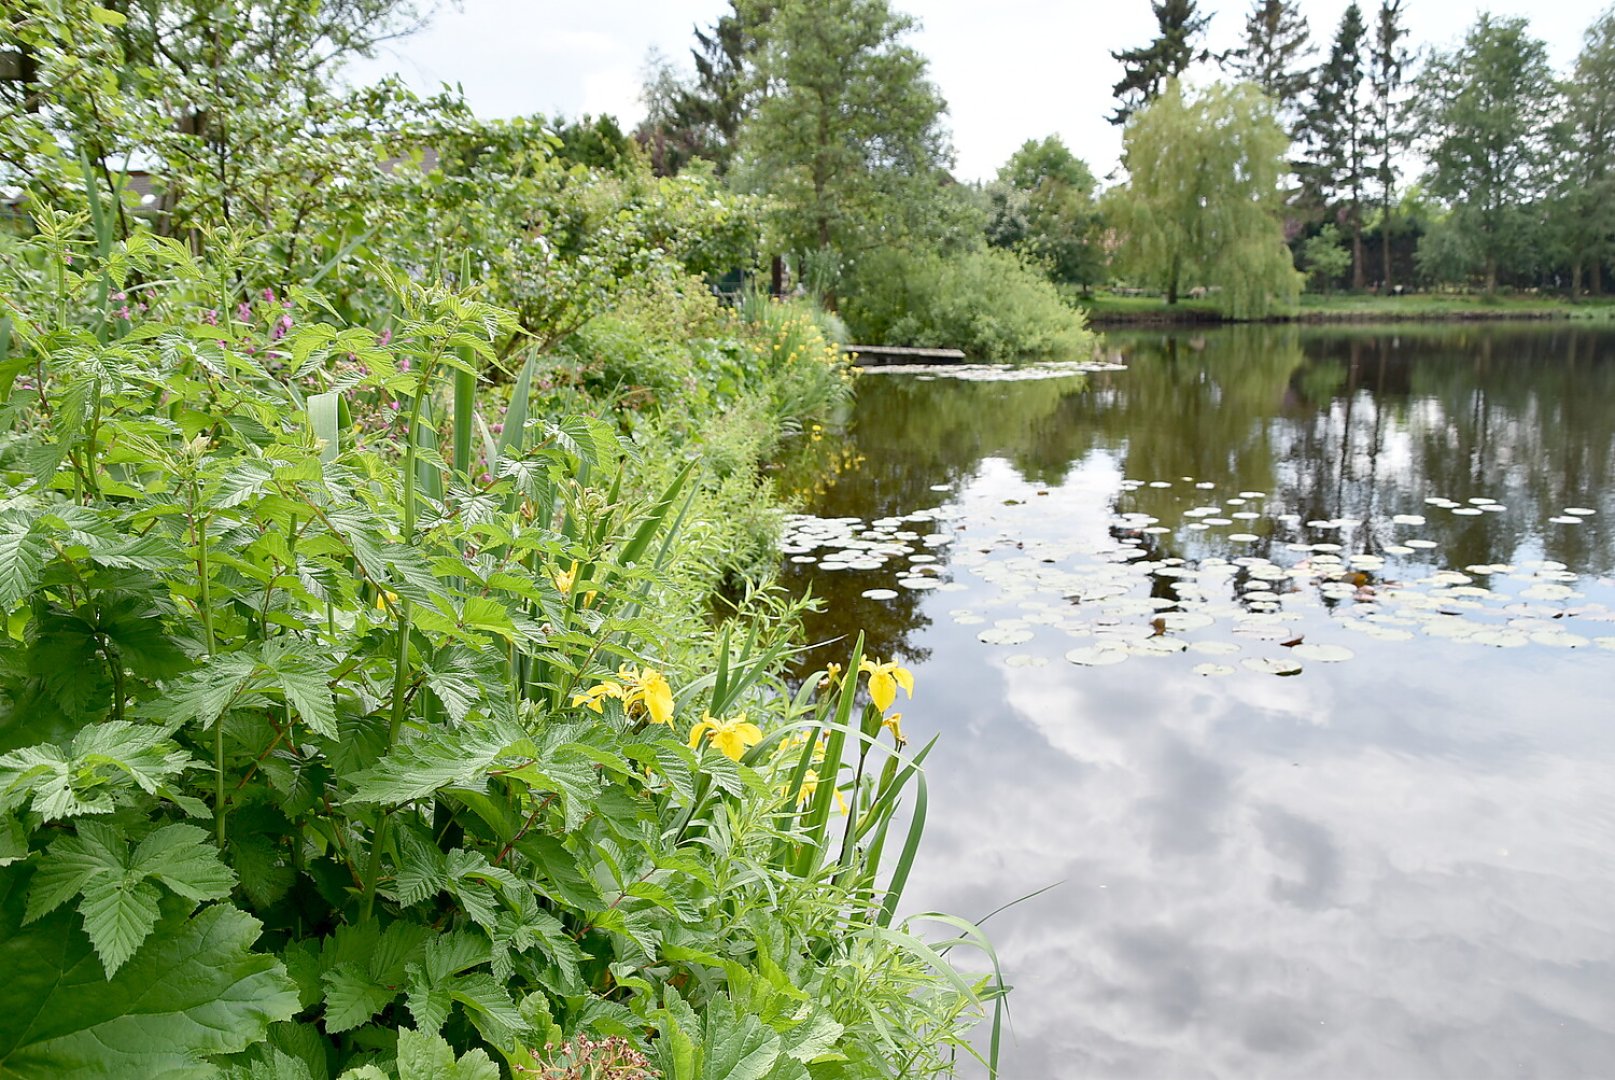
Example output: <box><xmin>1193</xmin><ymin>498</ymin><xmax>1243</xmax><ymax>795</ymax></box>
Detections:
<box><xmin>842</xmin><ymin>344</ymin><xmax>967</xmax><ymax>365</ymax></box>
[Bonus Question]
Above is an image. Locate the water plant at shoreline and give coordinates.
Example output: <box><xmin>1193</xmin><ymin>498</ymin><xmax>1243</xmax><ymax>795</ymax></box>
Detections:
<box><xmin>0</xmin><ymin>221</ymin><xmax>1001</xmax><ymax>1077</ymax></box>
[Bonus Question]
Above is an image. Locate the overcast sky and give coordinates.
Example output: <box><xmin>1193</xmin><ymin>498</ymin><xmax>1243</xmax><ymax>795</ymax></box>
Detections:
<box><xmin>345</xmin><ymin>1</ymin><xmax>1606</xmax><ymax>183</ymax></box>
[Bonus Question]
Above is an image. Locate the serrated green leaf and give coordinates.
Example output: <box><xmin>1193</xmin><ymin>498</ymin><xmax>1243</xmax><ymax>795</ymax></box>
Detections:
<box><xmin>321</xmin><ymin>963</ymin><xmax>396</xmax><ymax>1034</ymax></box>
<box><xmin>0</xmin><ymin>879</ymin><xmax>298</xmax><ymax>1078</ymax></box>
<box><xmin>262</xmin><ymin>642</ymin><xmax>338</xmax><ymax>738</ymax></box>
<box><xmin>132</xmin><ymin>824</ymin><xmax>236</xmax><ymax>901</ymax></box>
<box><xmin>156</xmin><ymin>652</ymin><xmax>258</xmax><ymax>728</ymax></box>
<box><xmin>346</xmin><ymin>718</ymin><xmax>524</xmax><ymax>805</ymax></box>
<box><xmin>25</xmin><ymin>823</ymin><xmax>123</xmax><ymax>923</ymax></box>
<box><xmin>78</xmin><ymin>874</ymin><xmax>162</xmax><ymax>976</ymax></box>
<box><xmin>396</xmin><ymin>1027</ymin><xmax>500</xmax><ymax>1080</ymax></box>
<box><xmin>0</xmin><ymin>523</ymin><xmax>46</xmax><ymax>613</ymax></box>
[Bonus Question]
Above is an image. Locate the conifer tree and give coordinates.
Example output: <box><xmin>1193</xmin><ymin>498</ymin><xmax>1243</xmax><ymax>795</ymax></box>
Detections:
<box><xmin>1303</xmin><ymin>3</ymin><xmax>1371</xmax><ymax>289</ymax></box>
<box><xmin>1225</xmin><ymin>0</ymin><xmax>1314</xmax><ymax>126</ymax></box>
<box><xmin>1369</xmin><ymin>0</ymin><xmax>1412</xmax><ymax>290</ymax></box>
<box><xmin>1109</xmin><ymin>0</ymin><xmax>1212</xmax><ymax>125</ymax></box>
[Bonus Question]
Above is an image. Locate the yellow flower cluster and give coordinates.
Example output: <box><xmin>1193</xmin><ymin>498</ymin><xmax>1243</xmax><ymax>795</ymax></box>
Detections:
<box><xmin>572</xmin><ymin>665</ymin><xmax>675</xmax><ymax>726</ymax></box>
<box><xmin>688</xmin><ymin>710</ymin><xmax>762</xmax><ymax>761</ymax></box>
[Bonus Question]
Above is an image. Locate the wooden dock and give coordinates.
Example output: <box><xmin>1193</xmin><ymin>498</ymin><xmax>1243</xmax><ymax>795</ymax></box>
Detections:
<box><xmin>842</xmin><ymin>344</ymin><xmax>967</xmax><ymax>366</ymax></box>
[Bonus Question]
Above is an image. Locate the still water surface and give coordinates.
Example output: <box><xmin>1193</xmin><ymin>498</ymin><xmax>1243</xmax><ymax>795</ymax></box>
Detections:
<box><xmin>779</xmin><ymin>325</ymin><xmax>1615</xmax><ymax>1078</ymax></box>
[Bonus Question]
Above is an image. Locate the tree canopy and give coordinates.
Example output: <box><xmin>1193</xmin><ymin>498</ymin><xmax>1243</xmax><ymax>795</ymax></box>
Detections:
<box><xmin>1416</xmin><ymin>14</ymin><xmax>1564</xmax><ymax>293</ymax></box>
<box><xmin>1109</xmin><ymin>0</ymin><xmax>1213</xmax><ymax>125</ymax></box>
<box><xmin>732</xmin><ymin>0</ymin><xmax>952</xmax><ymax>296</ymax></box>
<box><xmin>1106</xmin><ymin>80</ymin><xmax>1301</xmax><ymax>317</ymax></box>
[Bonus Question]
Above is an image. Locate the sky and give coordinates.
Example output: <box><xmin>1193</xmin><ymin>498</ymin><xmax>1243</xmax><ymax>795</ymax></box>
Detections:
<box><xmin>345</xmin><ymin>1</ymin><xmax>1607</xmax><ymax>183</ymax></box>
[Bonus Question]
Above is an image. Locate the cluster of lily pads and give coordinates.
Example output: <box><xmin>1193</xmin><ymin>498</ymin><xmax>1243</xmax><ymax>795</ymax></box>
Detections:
<box><xmin>780</xmin><ymin>476</ymin><xmax>1613</xmax><ymax>678</ymax></box>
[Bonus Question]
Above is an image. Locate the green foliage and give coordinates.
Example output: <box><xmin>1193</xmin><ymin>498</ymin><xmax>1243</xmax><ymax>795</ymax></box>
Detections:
<box><xmin>1106</xmin><ymin>80</ymin><xmax>1302</xmax><ymax>318</ymax></box>
<box><xmin>1109</xmin><ymin>0</ymin><xmax>1213</xmax><ymax>125</ymax></box>
<box><xmin>1415</xmin><ymin>14</ymin><xmax>1565</xmax><ymax>293</ymax></box>
<box><xmin>0</xmin><ymin>217</ymin><xmax>992</xmax><ymax>1078</ymax></box>
<box><xmin>734</xmin><ymin>0</ymin><xmax>953</xmax><ymax>277</ymax></box>
<box><xmin>984</xmin><ymin>137</ymin><xmax>1106</xmax><ymax>291</ymax></box>
<box><xmin>1224</xmin><ymin>0</ymin><xmax>1315</xmax><ymax>124</ymax></box>
<box><xmin>1301</xmin><ymin>3</ymin><xmax>1371</xmax><ymax>289</ymax></box>
<box><xmin>1300</xmin><ymin>226</ymin><xmax>1353</xmax><ymax>293</ymax></box>
<box><xmin>842</xmin><ymin>246</ymin><xmax>1095</xmax><ymax>361</ymax></box>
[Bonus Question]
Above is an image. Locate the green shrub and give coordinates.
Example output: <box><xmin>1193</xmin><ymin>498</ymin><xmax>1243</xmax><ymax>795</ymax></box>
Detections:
<box><xmin>0</xmin><ymin>218</ymin><xmax>1000</xmax><ymax>1079</ymax></box>
<box><xmin>842</xmin><ymin>246</ymin><xmax>1095</xmax><ymax>362</ymax></box>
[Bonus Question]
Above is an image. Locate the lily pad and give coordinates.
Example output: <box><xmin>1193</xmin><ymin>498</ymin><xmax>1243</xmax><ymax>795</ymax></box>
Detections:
<box><xmin>861</xmin><ymin>588</ymin><xmax>898</xmax><ymax>601</ymax></box>
<box><xmin>1192</xmin><ymin>663</ymin><xmax>1236</xmax><ymax>676</ymax></box>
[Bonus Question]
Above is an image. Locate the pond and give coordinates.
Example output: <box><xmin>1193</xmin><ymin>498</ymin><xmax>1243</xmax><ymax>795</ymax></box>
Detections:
<box><xmin>777</xmin><ymin>324</ymin><xmax>1615</xmax><ymax>1078</ymax></box>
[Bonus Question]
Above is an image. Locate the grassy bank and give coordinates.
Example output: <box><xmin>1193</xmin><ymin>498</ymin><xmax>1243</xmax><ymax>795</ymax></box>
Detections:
<box><xmin>1077</xmin><ymin>289</ymin><xmax>1615</xmax><ymax>326</ymax></box>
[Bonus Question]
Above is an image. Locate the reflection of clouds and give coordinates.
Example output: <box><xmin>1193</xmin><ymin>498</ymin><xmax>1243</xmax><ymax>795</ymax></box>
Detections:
<box><xmin>902</xmin><ymin>636</ymin><xmax>1615</xmax><ymax>1078</ymax></box>
<box><xmin>801</xmin><ymin>330</ymin><xmax>1615</xmax><ymax>1076</ymax></box>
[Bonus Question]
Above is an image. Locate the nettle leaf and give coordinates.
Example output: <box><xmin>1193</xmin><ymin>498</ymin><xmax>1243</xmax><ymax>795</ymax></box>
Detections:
<box><xmin>24</xmin><ymin>822</ymin><xmax>123</xmax><ymax>923</ymax></box>
<box><xmin>347</xmin><ymin>718</ymin><xmax>526</xmax><ymax>805</ymax></box>
<box><xmin>78</xmin><ymin>874</ymin><xmax>163</xmax><ymax>976</ymax></box>
<box><xmin>320</xmin><ymin>964</ymin><xmax>397</xmax><ymax>1034</ymax></box>
<box><xmin>0</xmin><ymin>723</ymin><xmax>192</xmax><ymax>821</ymax></box>
<box><xmin>421</xmin><ymin>645</ymin><xmax>485</xmax><ymax>723</ymax></box>
<box><xmin>132</xmin><ymin>823</ymin><xmax>236</xmax><ymax>901</ymax></box>
<box><xmin>260</xmin><ymin>640</ymin><xmax>338</xmax><ymax>738</ymax></box>
<box><xmin>156</xmin><ymin>652</ymin><xmax>259</xmax><ymax>727</ymax></box>
<box><xmin>0</xmin><ymin>875</ymin><xmax>298</xmax><ymax>1078</ymax></box>
<box><xmin>0</xmin><ymin>522</ymin><xmax>48</xmax><ymax>611</ymax></box>
<box><xmin>26</xmin><ymin>822</ymin><xmax>235</xmax><ymax>975</ymax></box>
<box><xmin>394</xmin><ymin>1028</ymin><xmax>500</xmax><ymax>1080</ymax></box>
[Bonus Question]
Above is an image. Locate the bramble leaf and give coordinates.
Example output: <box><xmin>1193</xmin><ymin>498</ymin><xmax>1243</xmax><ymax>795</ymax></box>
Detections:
<box><xmin>0</xmin><ymin>874</ymin><xmax>298</xmax><ymax>1078</ymax></box>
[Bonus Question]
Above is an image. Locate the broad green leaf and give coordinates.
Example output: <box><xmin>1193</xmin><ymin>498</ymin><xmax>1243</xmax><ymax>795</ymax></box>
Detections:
<box><xmin>132</xmin><ymin>824</ymin><xmax>236</xmax><ymax>901</ymax></box>
<box><xmin>321</xmin><ymin>963</ymin><xmax>396</xmax><ymax>1034</ymax></box>
<box><xmin>157</xmin><ymin>652</ymin><xmax>258</xmax><ymax>728</ymax></box>
<box><xmin>25</xmin><ymin>822</ymin><xmax>123</xmax><ymax>923</ymax></box>
<box><xmin>396</xmin><ymin>1028</ymin><xmax>499</xmax><ymax>1080</ymax></box>
<box><xmin>0</xmin><ymin>875</ymin><xmax>298</xmax><ymax>1078</ymax></box>
<box><xmin>308</xmin><ymin>392</ymin><xmax>340</xmax><ymax>465</ymax></box>
<box><xmin>0</xmin><ymin>523</ymin><xmax>46</xmax><ymax>612</ymax></box>
<box><xmin>78</xmin><ymin>874</ymin><xmax>162</xmax><ymax>975</ymax></box>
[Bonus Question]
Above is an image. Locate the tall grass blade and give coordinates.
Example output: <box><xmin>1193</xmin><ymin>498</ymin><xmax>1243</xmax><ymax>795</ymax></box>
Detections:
<box><xmin>497</xmin><ymin>350</ymin><xmax>537</xmax><ymax>464</ymax></box>
<box><xmin>308</xmin><ymin>391</ymin><xmax>341</xmax><ymax>464</ymax></box>
<box><xmin>453</xmin><ymin>351</ymin><xmax>475</xmax><ymax>476</ymax></box>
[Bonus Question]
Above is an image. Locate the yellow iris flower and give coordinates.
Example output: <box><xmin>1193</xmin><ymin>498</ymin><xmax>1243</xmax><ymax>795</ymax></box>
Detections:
<box><xmin>571</xmin><ymin>680</ymin><xmax>624</xmax><ymax>713</ymax></box>
<box><xmin>688</xmin><ymin>710</ymin><xmax>763</xmax><ymax>761</ymax></box>
<box><xmin>553</xmin><ymin>561</ymin><xmax>578</xmax><ymax>596</ymax></box>
<box><xmin>618</xmin><ymin>665</ymin><xmax>675</xmax><ymax>726</ymax></box>
<box><xmin>858</xmin><ymin>657</ymin><xmax>914</xmax><ymax>714</ymax></box>
<box><xmin>571</xmin><ymin>666</ymin><xmax>673</xmax><ymax>725</ymax></box>
<box><xmin>882</xmin><ymin>711</ymin><xmax>906</xmax><ymax>748</ymax></box>
<box><xmin>791</xmin><ymin>768</ymin><xmax>847</xmax><ymax>812</ymax></box>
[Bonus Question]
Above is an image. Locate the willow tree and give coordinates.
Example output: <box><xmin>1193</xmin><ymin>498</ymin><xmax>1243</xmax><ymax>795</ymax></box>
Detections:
<box><xmin>1106</xmin><ymin>80</ymin><xmax>1301</xmax><ymax>318</ymax></box>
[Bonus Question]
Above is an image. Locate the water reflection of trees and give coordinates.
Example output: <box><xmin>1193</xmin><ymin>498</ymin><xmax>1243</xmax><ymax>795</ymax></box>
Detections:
<box><xmin>781</xmin><ymin>325</ymin><xmax>1615</xmax><ymax>668</ymax></box>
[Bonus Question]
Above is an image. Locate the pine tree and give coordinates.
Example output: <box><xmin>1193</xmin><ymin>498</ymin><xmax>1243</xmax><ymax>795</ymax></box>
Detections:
<box><xmin>1368</xmin><ymin>0</ymin><xmax>1412</xmax><ymax>290</ymax></box>
<box><xmin>1303</xmin><ymin>3</ymin><xmax>1370</xmax><ymax>289</ymax></box>
<box><xmin>1109</xmin><ymin>0</ymin><xmax>1212</xmax><ymax>126</ymax></box>
<box><xmin>1224</xmin><ymin>0</ymin><xmax>1313</xmax><ymax>126</ymax></box>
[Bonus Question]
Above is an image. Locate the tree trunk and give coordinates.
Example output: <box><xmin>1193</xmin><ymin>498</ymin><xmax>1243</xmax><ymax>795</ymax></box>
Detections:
<box><xmin>1593</xmin><ymin>261</ymin><xmax>1604</xmax><ymax>297</ymax></box>
<box><xmin>770</xmin><ymin>255</ymin><xmax>784</xmax><ymax>297</ymax></box>
<box><xmin>1380</xmin><ymin>201</ymin><xmax>1393</xmax><ymax>293</ymax></box>
<box><xmin>1352</xmin><ymin>211</ymin><xmax>1365</xmax><ymax>292</ymax></box>
<box><xmin>1571</xmin><ymin>257</ymin><xmax>1583</xmax><ymax>300</ymax></box>
<box><xmin>1485</xmin><ymin>255</ymin><xmax>1498</xmax><ymax>297</ymax></box>
<box><xmin>1167</xmin><ymin>256</ymin><xmax>1179</xmax><ymax>305</ymax></box>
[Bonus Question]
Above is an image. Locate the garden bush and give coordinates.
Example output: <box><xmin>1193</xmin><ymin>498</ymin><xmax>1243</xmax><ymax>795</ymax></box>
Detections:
<box><xmin>841</xmin><ymin>246</ymin><xmax>1095</xmax><ymax>362</ymax></box>
<box><xmin>0</xmin><ymin>219</ymin><xmax>1000</xmax><ymax>1078</ymax></box>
